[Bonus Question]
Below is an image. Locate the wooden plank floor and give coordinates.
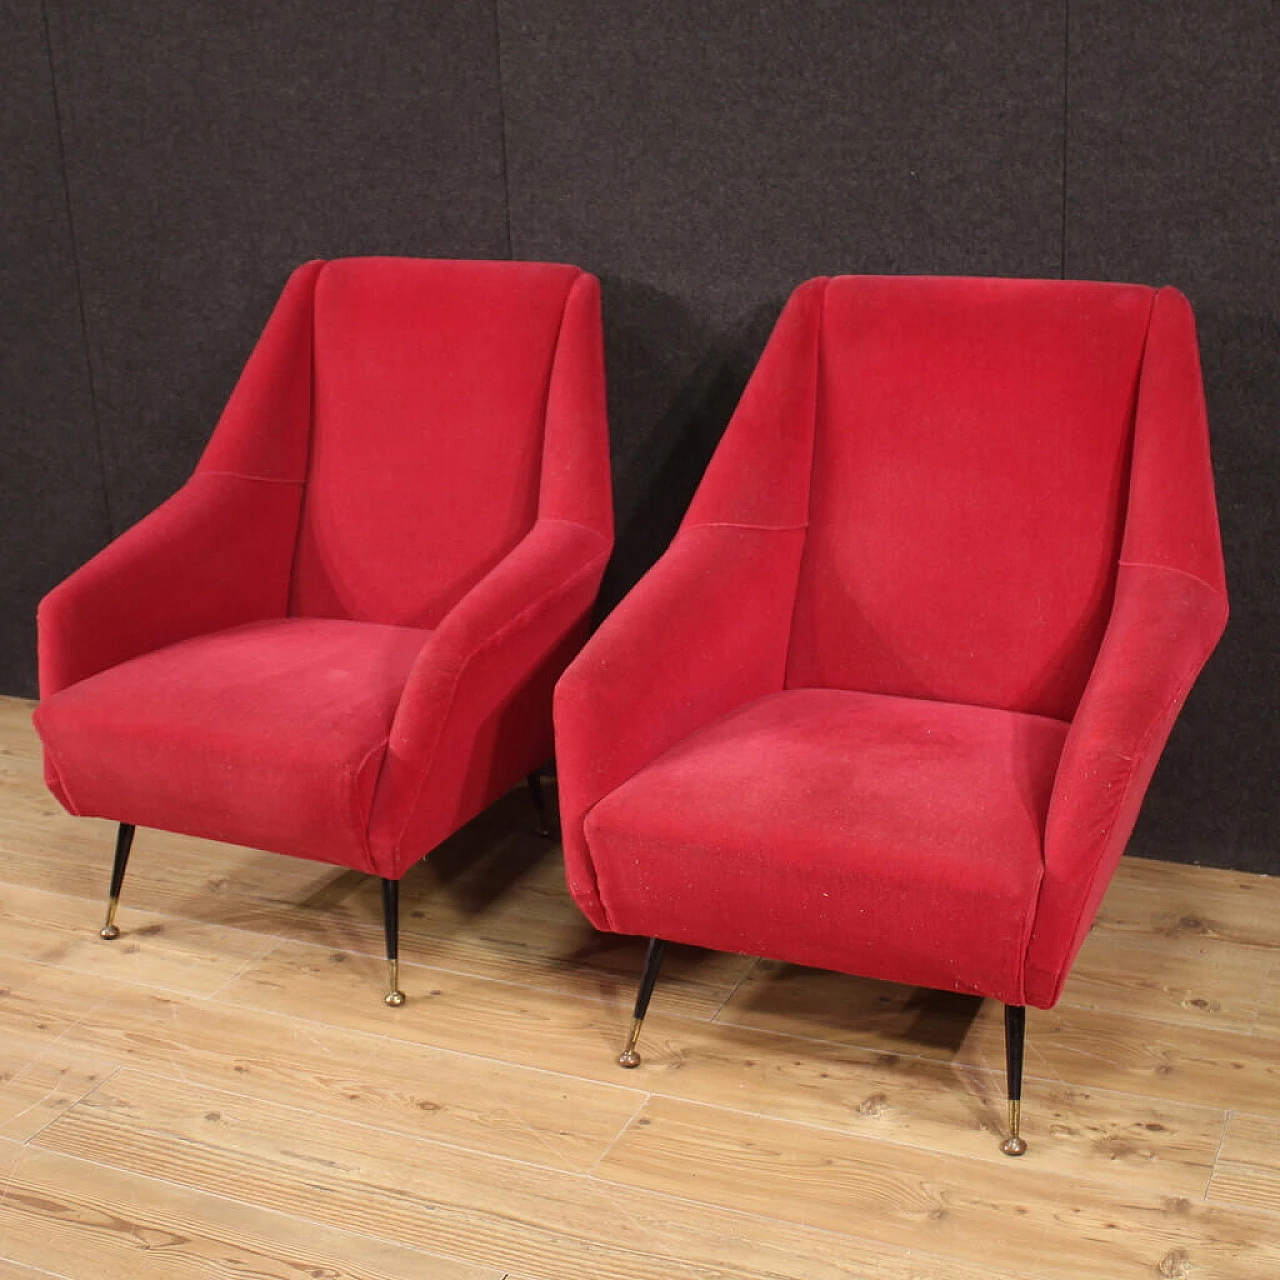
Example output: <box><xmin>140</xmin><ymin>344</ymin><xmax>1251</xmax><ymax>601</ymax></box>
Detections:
<box><xmin>1</xmin><ymin>693</ymin><xmax>1278</xmax><ymax>1278</ymax></box>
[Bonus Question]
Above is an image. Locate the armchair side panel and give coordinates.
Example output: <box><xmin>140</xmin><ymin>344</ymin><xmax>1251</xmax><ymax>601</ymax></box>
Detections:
<box><xmin>36</xmin><ymin>260</ymin><xmax>322</xmax><ymax>698</ymax></box>
<box><xmin>1028</xmin><ymin>288</ymin><xmax>1229</xmax><ymax>1006</ymax></box>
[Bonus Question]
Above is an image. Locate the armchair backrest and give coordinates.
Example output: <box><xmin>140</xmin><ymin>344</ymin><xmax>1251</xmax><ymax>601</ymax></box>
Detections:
<box><xmin>785</xmin><ymin>276</ymin><xmax>1157</xmax><ymax>721</ymax></box>
<box><xmin>287</xmin><ymin>258</ymin><xmax>584</xmax><ymax>627</ymax></box>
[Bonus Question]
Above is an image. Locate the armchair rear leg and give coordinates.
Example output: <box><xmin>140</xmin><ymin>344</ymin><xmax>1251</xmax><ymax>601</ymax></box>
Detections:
<box><xmin>380</xmin><ymin>877</ymin><xmax>406</xmax><ymax>1007</ymax></box>
<box><xmin>619</xmin><ymin>938</ymin><xmax>668</xmax><ymax>1068</ymax></box>
<box><xmin>526</xmin><ymin>770</ymin><xmax>554</xmax><ymax>838</ymax></box>
<box><xmin>1001</xmin><ymin>1003</ymin><xmax>1028</xmax><ymax>1156</ymax></box>
<box><xmin>99</xmin><ymin>823</ymin><xmax>135</xmax><ymax>940</ymax></box>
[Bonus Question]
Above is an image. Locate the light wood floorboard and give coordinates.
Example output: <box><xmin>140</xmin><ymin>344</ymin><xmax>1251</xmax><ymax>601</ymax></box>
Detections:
<box><xmin>1209</xmin><ymin>1113</ymin><xmax>1280</xmax><ymax>1214</ymax></box>
<box><xmin>714</xmin><ymin>962</ymin><xmax>1280</xmax><ymax>1114</ymax></box>
<box><xmin>0</xmin><ymin>1145</ymin><xmax>494</xmax><ymax>1279</ymax></box>
<box><xmin>1</xmin><ymin>694</ymin><xmax>1277</xmax><ymax>1277</ymax></box>
<box><xmin>0</xmin><ymin>1258</ymin><xmax>68</xmax><ymax>1279</ymax></box>
<box><xmin>0</xmin><ymin>1029</ymin><xmax>117</xmax><ymax>1144</ymax></box>
<box><xmin>598</xmin><ymin>1096</ymin><xmax>1278</xmax><ymax>1280</ymax></box>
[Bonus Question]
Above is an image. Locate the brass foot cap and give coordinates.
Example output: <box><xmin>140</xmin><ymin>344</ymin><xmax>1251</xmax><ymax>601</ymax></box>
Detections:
<box><xmin>1000</xmin><ymin>1136</ymin><xmax>1028</xmax><ymax>1157</ymax></box>
<box><xmin>617</xmin><ymin>1049</ymin><xmax>641</xmax><ymax>1069</ymax></box>
<box><xmin>384</xmin><ymin>990</ymin><xmax>406</xmax><ymax>1007</ymax></box>
<box><xmin>99</xmin><ymin>924</ymin><xmax>120</xmax><ymax>941</ymax></box>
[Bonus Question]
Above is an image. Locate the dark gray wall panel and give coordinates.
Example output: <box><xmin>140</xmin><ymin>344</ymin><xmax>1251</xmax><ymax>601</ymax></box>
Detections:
<box><xmin>498</xmin><ymin>0</ymin><xmax>1067</xmax><ymax>604</ymax></box>
<box><xmin>0</xmin><ymin>1</ymin><xmax>110</xmax><ymax>697</ymax></box>
<box><xmin>47</xmin><ymin>0</ymin><xmax>509</xmax><ymax>531</ymax></box>
<box><xmin>5</xmin><ymin>2</ymin><xmax>1269</xmax><ymax>874</ymax></box>
<box><xmin>1067</xmin><ymin>1</ymin><xmax>1278</xmax><ymax>872</ymax></box>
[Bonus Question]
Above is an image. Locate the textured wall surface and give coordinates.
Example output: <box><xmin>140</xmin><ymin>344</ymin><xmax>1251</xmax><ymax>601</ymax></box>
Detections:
<box><xmin>1066</xmin><ymin>1</ymin><xmax>1277</xmax><ymax>871</ymax></box>
<box><xmin>0</xmin><ymin>1</ymin><xmax>110</xmax><ymax>695</ymax></box>
<box><xmin>44</xmin><ymin>0</ymin><xmax>511</xmax><ymax>529</ymax></box>
<box><xmin>3</xmin><ymin>1</ymin><xmax>1274</xmax><ymax>870</ymax></box>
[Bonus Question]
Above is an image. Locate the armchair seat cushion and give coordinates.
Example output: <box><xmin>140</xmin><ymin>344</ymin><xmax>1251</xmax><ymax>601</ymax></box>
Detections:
<box><xmin>583</xmin><ymin>688</ymin><xmax>1069</xmax><ymax>1003</ymax></box>
<box><xmin>35</xmin><ymin>618</ymin><xmax>429</xmax><ymax>874</ymax></box>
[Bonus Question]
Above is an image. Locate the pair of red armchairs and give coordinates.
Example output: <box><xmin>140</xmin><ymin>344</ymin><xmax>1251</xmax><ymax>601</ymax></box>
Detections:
<box><xmin>34</xmin><ymin>259</ymin><xmax>1227</xmax><ymax>1155</ymax></box>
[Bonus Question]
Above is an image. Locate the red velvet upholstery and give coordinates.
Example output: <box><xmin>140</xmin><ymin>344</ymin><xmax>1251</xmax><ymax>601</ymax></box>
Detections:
<box><xmin>556</xmin><ymin>275</ymin><xmax>1227</xmax><ymax>1011</ymax></box>
<box><xmin>36</xmin><ymin>258</ymin><xmax>613</xmax><ymax>882</ymax></box>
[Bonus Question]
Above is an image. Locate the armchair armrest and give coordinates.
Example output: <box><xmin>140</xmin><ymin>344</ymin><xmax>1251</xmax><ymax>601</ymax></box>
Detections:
<box><xmin>1026</xmin><ymin>287</ymin><xmax>1228</xmax><ymax>1007</ymax></box>
<box><xmin>1027</xmin><ymin>564</ymin><xmax>1227</xmax><ymax>1006</ymax></box>
<box><xmin>554</xmin><ymin>521</ymin><xmax>807</xmax><ymax>926</ymax></box>
<box><xmin>37</xmin><ymin>472</ymin><xmax>302</xmax><ymax>696</ymax></box>
<box><xmin>368</xmin><ymin>517</ymin><xmax>611</xmax><ymax>874</ymax></box>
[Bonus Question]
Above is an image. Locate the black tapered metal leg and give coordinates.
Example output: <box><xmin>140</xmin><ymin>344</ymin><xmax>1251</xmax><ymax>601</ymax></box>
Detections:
<box><xmin>618</xmin><ymin>938</ymin><xmax>668</xmax><ymax>1068</ymax></box>
<box><xmin>526</xmin><ymin>770</ymin><xmax>553</xmax><ymax>838</ymax></box>
<box><xmin>99</xmin><ymin>823</ymin><xmax>135</xmax><ymax>940</ymax></box>
<box><xmin>380</xmin><ymin>877</ymin><xmax>405</xmax><ymax>1007</ymax></box>
<box><xmin>1001</xmin><ymin>1004</ymin><xmax>1027</xmax><ymax>1156</ymax></box>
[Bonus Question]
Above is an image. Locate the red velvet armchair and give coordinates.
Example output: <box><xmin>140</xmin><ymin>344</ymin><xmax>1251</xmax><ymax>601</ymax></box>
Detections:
<box><xmin>35</xmin><ymin>257</ymin><xmax>613</xmax><ymax>1005</ymax></box>
<box><xmin>554</xmin><ymin>275</ymin><xmax>1227</xmax><ymax>1154</ymax></box>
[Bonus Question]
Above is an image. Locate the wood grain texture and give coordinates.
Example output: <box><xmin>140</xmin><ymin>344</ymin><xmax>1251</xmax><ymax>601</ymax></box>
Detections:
<box><xmin>1094</xmin><ymin>858</ymin><xmax>1280</xmax><ymax>951</ymax></box>
<box><xmin>0</xmin><ymin>1135</ymin><xmax>24</xmax><ymax>1182</ymax></box>
<box><xmin>1</xmin><ymin>694</ymin><xmax>1278</xmax><ymax>1278</ymax></box>
<box><xmin>0</xmin><ymin>882</ymin><xmax>274</xmax><ymax>997</ymax></box>
<box><xmin>222</xmin><ymin>939</ymin><xmax>1225</xmax><ymax>1195</ymax></box>
<box><xmin>715</xmin><ymin>961</ymin><xmax>1280</xmax><ymax>1115</ymax></box>
<box><xmin>599</xmin><ymin>1097</ymin><xmax>1279</xmax><ymax>1280</ymax></box>
<box><xmin>30</xmin><ymin>1069</ymin><xmax>1026</xmax><ymax>1280</ymax></box>
<box><xmin>0</xmin><ymin>1029</ymin><xmax>117</xmax><ymax>1143</ymax></box>
<box><xmin>0</xmin><ymin>1257</ymin><xmax>65</xmax><ymax>1279</ymax></box>
<box><xmin>1209</xmin><ymin>1113</ymin><xmax>1280</xmax><ymax>1214</ymax></box>
<box><xmin>0</xmin><ymin>962</ymin><xmax>645</xmax><ymax>1173</ymax></box>
<box><xmin>0</xmin><ymin>1145</ymin><xmax>495</xmax><ymax>1280</ymax></box>
<box><xmin>1253</xmin><ymin>961</ymin><xmax>1280</xmax><ymax>1038</ymax></box>
<box><xmin>1063</xmin><ymin>927</ymin><xmax>1272</xmax><ymax>1031</ymax></box>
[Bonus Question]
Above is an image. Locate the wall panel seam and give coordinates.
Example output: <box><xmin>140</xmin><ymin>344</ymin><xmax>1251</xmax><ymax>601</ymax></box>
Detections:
<box><xmin>39</xmin><ymin>0</ymin><xmax>115</xmax><ymax>536</ymax></box>
<box><xmin>492</xmin><ymin>1</ymin><xmax>514</xmax><ymax>260</ymax></box>
<box><xmin>1061</xmin><ymin>0</ymin><xmax>1071</xmax><ymax>279</ymax></box>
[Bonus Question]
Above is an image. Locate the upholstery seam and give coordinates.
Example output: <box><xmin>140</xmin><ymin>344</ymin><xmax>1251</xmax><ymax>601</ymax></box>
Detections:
<box><xmin>1116</xmin><ymin>558</ymin><xmax>1224</xmax><ymax>597</ymax></box>
<box><xmin>198</xmin><ymin>470</ymin><xmax>305</xmax><ymax>485</ymax></box>
<box><xmin>36</xmin><ymin>734</ymin><xmax>84</xmax><ymax>817</ymax></box>
<box><xmin>285</xmin><ymin>262</ymin><xmax>324</xmax><ymax>613</ymax></box>
<box><xmin>538</xmin><ymin>515</ymin><xmax>606</xmax><ymax>539</ymax></box>
<box><xmin>802</xmin><ymin>279</ymin><xmax>829</xmax><ymax>540</ymax></box>
<box><xmin>383</xmin><ymin>545</ymin><xmax>612</xmax><ymax>869</ymax></box>
<box><xmin>587</xmin><ymin>805</ymin><xmax>619</xmax><ymax>931</ymax></box>
<box><xmin>688</xmin><ymin>521</ymin><xmax>808</xmax><ymax>533</ymax></box>
<box><xmin>782</xmin><ymin>279</ymin><xmax>828</xmax><ymax>684</ymax></box>
<box><xmin>1014</xmin><ymin>854</ymin><xmax>1046</xmax><ymax>1005</ymax></box>
<box><xmin>353</xmin><ymin>736</ymin><xmax>391</xmax><ymax>875</ymax></box>
<box><xmin>534</xmin><ymin>272</ymin><xmax>583</xmax><ymax>516</ymax></box>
